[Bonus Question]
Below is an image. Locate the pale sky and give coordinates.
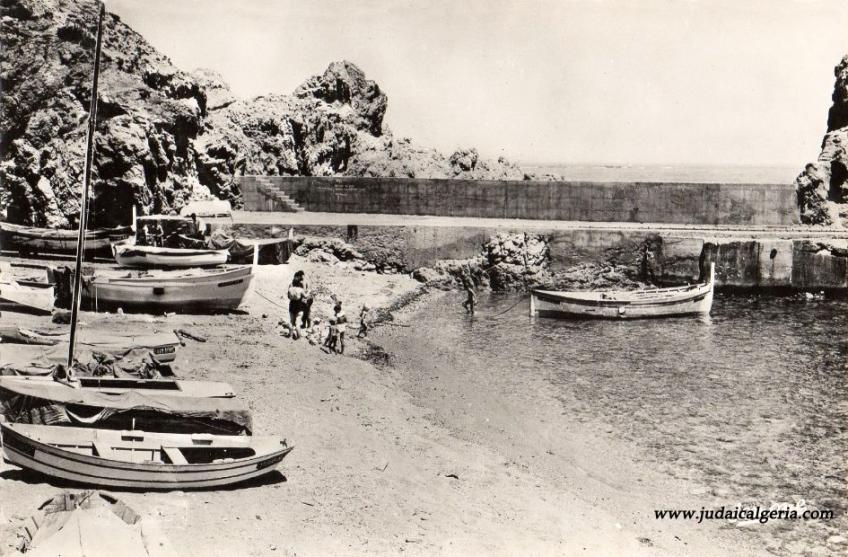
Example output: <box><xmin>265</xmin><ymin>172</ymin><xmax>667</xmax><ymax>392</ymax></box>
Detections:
<box><xmin>107</xmin><ymin>0</ymin><xmax>848</xmax><ymax>167</ymax></box>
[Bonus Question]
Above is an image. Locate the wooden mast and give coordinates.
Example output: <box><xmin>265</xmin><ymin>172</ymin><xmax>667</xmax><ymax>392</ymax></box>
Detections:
<box><xmin>67</xmin><ymin>1</ymin><xmax>105</xmax><ymax>371</ymax></box>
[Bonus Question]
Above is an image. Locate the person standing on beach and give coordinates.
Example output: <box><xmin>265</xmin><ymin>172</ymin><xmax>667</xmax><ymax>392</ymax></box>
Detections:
<box><xmin>138</xmin><ymin>224</ymin><xmax>150</xmax><ymax>246</ymax></box>
<box><xmin>287</xmin><ymin>274</ymin><xmax>305</xmax><ymax>339</ymax></box>
<box><xmin>296</xmin><ymin>270</ymin><xmax>314</xmax><ymax>329</ymax></box>
<box><xmin>462</xmin><ymin>280</ymin><xmax>477</xmax><ymax>315</ymax></box>
<box><xmin>152</xmin><ymin>221</ymin><xmax>164</xmax><ymax>247</ymax></box>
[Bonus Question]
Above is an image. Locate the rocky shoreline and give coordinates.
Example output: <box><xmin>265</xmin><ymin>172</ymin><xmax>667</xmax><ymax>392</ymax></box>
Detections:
<box><xmin>0</xmin><ymin>0</ymin><xmax>555</xmax><ymax>230</ymax></box>
<box><xmin>5</xmin><ymin>0</ymin><xmax>848</xmax><ymax>234</ymax></box>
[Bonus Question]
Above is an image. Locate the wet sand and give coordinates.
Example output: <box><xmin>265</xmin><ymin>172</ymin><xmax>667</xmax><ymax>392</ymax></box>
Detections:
<box><xmin>1</xmin><ymin>257</ymin><xmax>768</xmax><ymax>555</ymax></box>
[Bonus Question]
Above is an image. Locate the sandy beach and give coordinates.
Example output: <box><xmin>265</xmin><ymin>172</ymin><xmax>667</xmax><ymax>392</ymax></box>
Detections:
<box><xmin>0</xmin><ymin>257</ymin><xmax>771</xmax><ymax>556</ymax></box>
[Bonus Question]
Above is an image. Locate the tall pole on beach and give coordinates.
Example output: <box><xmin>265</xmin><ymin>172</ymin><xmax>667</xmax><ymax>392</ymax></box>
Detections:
<box><xmin>67</xmin><ymin>1</ymin><xmax>105</xmax><ymax>372</ymax></box>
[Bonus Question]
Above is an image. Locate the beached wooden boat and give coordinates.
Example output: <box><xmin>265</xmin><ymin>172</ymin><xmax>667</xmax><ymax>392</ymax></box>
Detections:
<box><xmin>0</xmin><ymin>279</ymin><xmax>54</xmax><ymax>315</ymax></box>
<box><xmin>113</xmin><ymin>244</ymin><xmax>228</xmax><ymax>268</ymax></box>
<box><xmin>0</xmin><ymin>374</ymin><xmax>235</xmax><ymax>398</ymax></box>
<box><xmin>0</xmin><ymin>422</ymin><xmax>292</xmax><ymax>490</ymax></box>
<box><xmin>0</xmin><ymin>375</ymin><xmax>251</xmax><ymax>434</ymax></box>
<box><xmin>0</xmin><ymin>330</ymin><xmax>182</xmax><ymax>376</ymax></box>
<box><xmin>530</xmin><ymin>264</ymin><xmax>715</xmax><ymax>319</ymax></box>
<box><xmin>0</xmin><ymin>222</ymin><xmax>132</xmax><ymax>254</ymax></box>
<box><xmin>80</xmin><ymin>265</ymin><xmax>253</xmax><ymax>312</ymax></box>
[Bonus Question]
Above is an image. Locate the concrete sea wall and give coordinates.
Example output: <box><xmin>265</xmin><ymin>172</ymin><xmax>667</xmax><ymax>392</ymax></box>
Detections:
<box><xmin>232</xmin><ymin>222</ymin><xmax>847</xmax><ymax>291</ymax></box>
<box><xmin>241</xmin><ymin>176</ymin><xmax>799</xmax><ymax>226</ymax></box>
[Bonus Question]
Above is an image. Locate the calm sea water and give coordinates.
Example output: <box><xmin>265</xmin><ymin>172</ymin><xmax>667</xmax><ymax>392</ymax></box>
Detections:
<box><xmin>523</xmin><ymin>163</ymin><xmax>800</xmax><ymax>184</ymax></box>
<box><xmin>377</xmin><ymin>292</ymin><xmax>847</xmax><ymax>553</ymax></box>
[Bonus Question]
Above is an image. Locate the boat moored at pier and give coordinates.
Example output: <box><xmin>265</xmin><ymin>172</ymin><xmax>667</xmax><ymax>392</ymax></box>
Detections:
<box><xmin>530</xmin><ymin>264</ymin><xmax>714</xmax><ymax>319</ymax></box>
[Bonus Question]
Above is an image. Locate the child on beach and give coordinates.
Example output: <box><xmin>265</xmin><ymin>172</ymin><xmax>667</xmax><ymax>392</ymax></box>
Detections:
<box><xmin>333</xmin><ymin>302</ymin><xmax>347</xmax><ymax>354</ymax></box>
<box><xmin>324</xmin><ymin>317</ymin><xmax>338</xmax><ymax>352</ymax></box>
<box><xmin>357</xmin><ymin>304</ymin><xmax>369</xmax><ymax>338</ymax></box>
<box><xmin>304</xmin><ymin>318</ymin><xmax>323</xmax><ymax>345</ymax></box>
<box><xmin>278</xmin><ymin>317</ymin><xmax>296</xmax><ymax>339</ymax></box>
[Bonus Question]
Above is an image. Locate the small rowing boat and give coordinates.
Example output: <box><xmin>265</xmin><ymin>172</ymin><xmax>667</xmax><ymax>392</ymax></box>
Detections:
<box><xmin>0</xmin><ymin>422</ymin><xmax>292</xmax><ymax>490</ymax></box>
<box><xmin>113</xmin><ymin>244</ymin><xmax>228</xmax><ymax>268</ymax></box>
<box><xmin>530</xmin><ymin>264</ymin><xmax>715</xmax><ymax>319</ymax></box>
<box><xmin>0</xmin><ymin>222</ymin><xmax>132</xmax><ymax>254</ymax></box>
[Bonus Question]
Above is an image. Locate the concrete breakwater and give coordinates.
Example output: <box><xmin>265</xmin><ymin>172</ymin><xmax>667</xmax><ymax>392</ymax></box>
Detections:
<box><xmin>241</xmin><ymin>176</ymin><xmax>799</xmax><ymax>227</ymax></box>
<box><xmin>232</xmin><ymin>220</ymin><xmax>848</xmax><ymax>292</ymax></box>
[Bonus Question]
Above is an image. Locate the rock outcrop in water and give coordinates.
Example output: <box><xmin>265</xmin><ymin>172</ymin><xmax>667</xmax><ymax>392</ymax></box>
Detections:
<box><xmin>795</xmin><ymin>54</ymin><xmax>848</xmax><ymax>226</ymax></box>
<box><xmin>405</xmin><ymin>232</ymin><xmax>648</xmax><ymax>292</ymax></box>
<box><xmin>0</xmin><ymin>0</ymin><xmax>531</xmax><ymax>228</ymax></box>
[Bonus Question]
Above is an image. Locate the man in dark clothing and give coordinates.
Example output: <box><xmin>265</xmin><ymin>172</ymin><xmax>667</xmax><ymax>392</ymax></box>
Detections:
<box><xmin>462</xmin><ymin>281</ymin><xmax>476</xmax><ymax>315</ymax></box>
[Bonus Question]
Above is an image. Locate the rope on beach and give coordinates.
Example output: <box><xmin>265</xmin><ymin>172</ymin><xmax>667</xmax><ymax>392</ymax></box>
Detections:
<box><xmin>484</xmin><ymin>295</ymin><xmax>528</xmax><ymax>319</ymax></box>
<box><xmin>255</xmin><ymin>290</ymin><xmax>287</xmax><ymax>310</ymax></box>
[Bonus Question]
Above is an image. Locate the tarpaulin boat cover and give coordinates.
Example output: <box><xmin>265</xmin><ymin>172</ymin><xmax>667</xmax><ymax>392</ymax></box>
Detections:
<box><xmin>0</xmin><ymin>331</ymin><xmax>179</xmax><ymax>378</ymax></box>
<box><xmin>207</xmin><ymin>230</ymin><xmax>293</xmax><ymax>264</ymax></box>
<box><xmin>0</xmin><ymin>378</ymin><xmax>251</xmax><ymax>434</ymax></box>
<box><xmin>17</xmin><ymin>491</ymin><xmax>177</xmax><ymax>557</ymax></box>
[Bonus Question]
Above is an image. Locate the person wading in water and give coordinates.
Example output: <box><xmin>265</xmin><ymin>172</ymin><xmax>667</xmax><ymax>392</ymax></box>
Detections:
<box><xmin>462</xmin><ymin>279</ymin><xmax>477</xmax><ymax>315</ymax></box>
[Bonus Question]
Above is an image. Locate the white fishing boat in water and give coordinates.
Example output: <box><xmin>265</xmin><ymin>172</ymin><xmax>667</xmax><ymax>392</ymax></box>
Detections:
<box><xmin>530</xmin><ymin>264</ymin><xmax>715</xmax><ymax>319</ymax></box>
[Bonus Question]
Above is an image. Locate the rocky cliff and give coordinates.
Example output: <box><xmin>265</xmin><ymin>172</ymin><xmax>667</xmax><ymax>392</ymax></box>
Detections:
<box><xmin>795</xmin><ymin>54</ymin><xmax>848</xmax><ymax>226</ymax></box>
<box><xmin>0</xmin><ymin>0</ymin><xmax>531</xmax><ymax>228</ymax></box>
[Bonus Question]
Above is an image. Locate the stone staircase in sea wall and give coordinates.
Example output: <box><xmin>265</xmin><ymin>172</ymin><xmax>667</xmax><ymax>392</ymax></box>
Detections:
<box><xmin>242</xmin><ymin>176</ymin><xmax>306</xmax><ymax>213</ymax></box>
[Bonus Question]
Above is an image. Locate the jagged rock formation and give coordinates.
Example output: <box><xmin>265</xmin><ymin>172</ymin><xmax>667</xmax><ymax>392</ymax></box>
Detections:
<box><xmin>795</xmin><ymin>54</ymin><xmax>848</xmax><ymax>226</ymax></box>
<box><xmin>405</xmin><ymin>232</ymin><xmax>647</xmax><ymax>292</ymax></box>
<box><xmin>0</xmin><ymin>0</ymin><xmax>532</xmax><ymax>228</ymax></box>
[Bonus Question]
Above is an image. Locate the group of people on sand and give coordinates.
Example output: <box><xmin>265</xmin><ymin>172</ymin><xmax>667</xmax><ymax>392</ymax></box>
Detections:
<box><xmin>281</xmin><ymin>270</ymin><xmax>369</xmax><ymax>354</ymax></box>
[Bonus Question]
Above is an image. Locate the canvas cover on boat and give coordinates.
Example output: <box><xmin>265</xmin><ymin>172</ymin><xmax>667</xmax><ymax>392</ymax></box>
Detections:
<box><xmin>17</xmin><ymin>491</ymin><xmax>177</xmax><ymax>557</ymax></box>
<box><xmin>0</xmin><ymin>378</ymin><xmax>251</xmax><ymax>434</ymax></box>
<box><xmin>0</xmin><ymin>331</ymin><xmax>178</xmax><ymax>377</ymax></box>
<box><xmin>207</xmin><ymin>231</ymin><xmax>292</xmax><ymax>264</ymax></box>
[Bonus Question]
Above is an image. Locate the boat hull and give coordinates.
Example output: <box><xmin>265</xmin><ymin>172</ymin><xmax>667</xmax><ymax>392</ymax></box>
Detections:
<box><xmin>0</xmin><ymin>281</ymin><xmax>54</xmax><ymax>315</ymax></box>
<box><xmin>114</xmin><ymin>245</ymin><xmax>228</xmax><ymax>268</ymax></box>
<box><xmin>531</xmin><ymin>283</ymin><xmax>713</xmax><ymax>320</ymax></box>
<box><xmin>0</xmin><ymin>376</ymin><xmax>252</xmax><ymax>434</ymax></box>
<box><xmin>82</xmin><ymin>266</ymin><xmax>252</xmax><ymax>312</ymax></box>
<box><xmin>1</xmin><ymin>223</ymin><xmax>131</xmax><ymax>254</ymax></box>
<box><xmin>1</xmin><ymin>423</ymin><xmax>292</xmax><ymax>490</ymax></box>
